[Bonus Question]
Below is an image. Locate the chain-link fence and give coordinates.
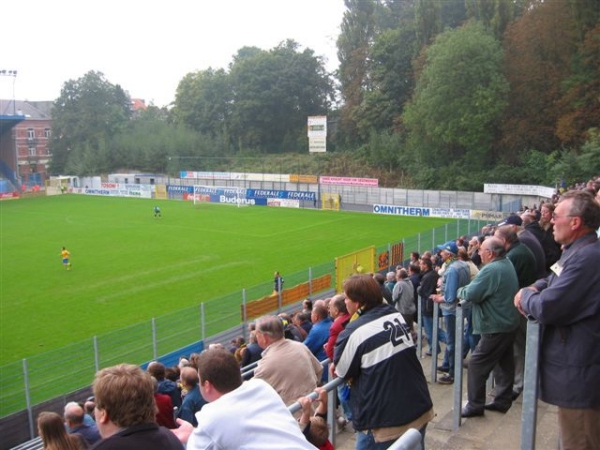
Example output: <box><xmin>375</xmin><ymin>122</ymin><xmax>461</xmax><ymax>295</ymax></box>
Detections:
<box><xmin>0</xmin><ymin>219</ymin><xmax>487</xmax><ymax>448</ymax></box>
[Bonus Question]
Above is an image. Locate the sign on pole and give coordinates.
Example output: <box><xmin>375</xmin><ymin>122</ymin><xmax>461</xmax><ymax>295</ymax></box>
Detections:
<box><xmin>308</xmin><ymin>116</ymin><xmax>327</xmax><ymax>153</ymax></box>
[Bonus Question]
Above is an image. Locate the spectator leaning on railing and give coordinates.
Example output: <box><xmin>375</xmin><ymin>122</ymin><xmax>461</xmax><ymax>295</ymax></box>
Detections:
<box><xmin>456</xmin><ymin>237</ymin><xmax>520</xmax><ymax>418</ymax></box>
<box><xmin>253</xmin><ymin>315</ymin><xmax>323</xmax><ymax>409</ymax></box>
<box><xmin>333</xmin><ymin>274</ymin><xmax>434</xmax><ymax>449</ymax></box>
<box><xmin>514</xmin><ymin>190</ymin><xmax>600</xmax><ymax>450</ymax></box>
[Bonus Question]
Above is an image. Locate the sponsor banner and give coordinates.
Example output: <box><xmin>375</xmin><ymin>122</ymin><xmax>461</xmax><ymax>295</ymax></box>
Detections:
<box><xmin>320</xmin><ymin>176</ymin><xmax>379</xmax><ymax>187</ymax></box>
<box><xmin>168</xmin><ymin>185</ymin><xmax>194</xmax><ymax>194</ymax></box>
<box><xmin>0</xmin><ymin>192</ymin><xmax>19</xmax><ymax>199</ymax></box>
<box><xmin>484</xmin><ymin>183</ymin><xmax>555</xmax><ymax>198</ymax></box>
<box><xmin>184</xmin><ymin>193</ymin><xmax>210</xmax><ymax>202</ymax></box>
<box><xmin>185</xmin><ymin>171</ymin><xmax>233</xmax><ymax>180</ymax></box>
<box><xmin>83</xmin><ymin>188</ymin><xmax>151</xmax><ymax>198</ymax></box>
<box><xmin>246</xmin><ymin>189</ymin><xmax>316</xmax><ymax>201</ymax></box>
<box><xmin>211</xmin><ymin>195</ymin><xmax>267</xmax><ymax>206</ymax></box>
<box><xmin>194</xmin><ymin>186</ymin><xmax>241</xmax><ymax>196</ymax></box>
<box><xmin>290</xmin><ymin>174</ymin><xmax>318</xmax><ymax>184</ymax></box>
<box><xmin>212</xmin><ymin>194</ymin><xmax>255</xmax><ymax>205</ymax></box>
<box><xmin>180</xmin><ymin>171</ymin><xmax>290</xmax><ymax>182</ymax></box>
<box><xmin>267</xmin><ymin>199</ymin><xmax>300</xmax><ymax>208</ymax></box>
<box><xmin>470</xmin><ymin>210</ymin><xmax>504</xmax><ymax>222</ymax></box>
<box><xmin>373</xmin><ymin>204</ymin><xmax>471</xmax><ymax>219</ymax></box>
<box><xmin>85</xmin><ymin>189</ymin><xmax>112</xmax><ymax>196</ymax></box>
<box><xmin>373</xmin><ymin>204</ymin><xmax>431</xmax><ymax>217</ymax></box>
<box><xmin>430</xmin><ymin>207</ymin><xmax>471</xmax><ymax>219</ymax></box>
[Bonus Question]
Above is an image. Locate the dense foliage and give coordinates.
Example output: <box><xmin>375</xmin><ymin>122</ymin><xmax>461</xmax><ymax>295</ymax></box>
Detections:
<box><xmin>48</xmin><ymin>0</ymin><xmax>599</xmax><ymax>190</ymax></box>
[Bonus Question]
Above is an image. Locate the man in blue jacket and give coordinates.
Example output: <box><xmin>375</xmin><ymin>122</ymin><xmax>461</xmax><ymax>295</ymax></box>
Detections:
<box><xmin>431</xmin><ymin>241</ymin><xmax>471</xmax><ymax>384</ymax></box>
<box><xmin>303</xmin><ymin>303</ymin><xmax>332</xmax><ymax>382</ymax></box>
<box><xmin>514</xmin><ymin>190</ymin><xmax>600</xmax><ymax>450</ymax></box>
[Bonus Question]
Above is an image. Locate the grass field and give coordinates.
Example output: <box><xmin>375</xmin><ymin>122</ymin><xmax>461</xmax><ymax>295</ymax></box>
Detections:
<box><xmin>0</xmin><ymin>194</ymin><xmax>451</xmax><ymax>366</ymax></box>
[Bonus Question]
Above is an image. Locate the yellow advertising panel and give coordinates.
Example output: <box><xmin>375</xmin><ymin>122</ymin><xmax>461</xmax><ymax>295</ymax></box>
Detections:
<box><xmin>322</xmin><ymin>193</ymin><xmax>340</xmax><ymax>211</ymax></box>
<box><xmin>155</xmin><ymin>184</ymin><xmax>167</xmax><ymax>199</ymax></box>
<box><xmin>335</xmin><ymin>246</ymin><xmax>376</xmax><ymax>292</ymax></box>
<box><xmin>290</xmin><ymin>174</ymin><xmax>318</xmax><ymax>184</ymax></box>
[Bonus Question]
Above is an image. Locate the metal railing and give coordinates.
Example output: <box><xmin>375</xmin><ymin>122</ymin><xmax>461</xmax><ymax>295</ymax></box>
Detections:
<box><xmin>414</xmin><ymin>298</ymin><xmax>542</xmax><ymax>449</ymax></box>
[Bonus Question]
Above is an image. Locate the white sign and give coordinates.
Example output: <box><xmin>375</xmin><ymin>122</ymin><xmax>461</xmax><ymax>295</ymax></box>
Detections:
<box><xmin>309</xmin><ymin>136</ymin><xmax>327</xmax><ymax>153</ymax></box>
<box><xmin>307</xmin><ymin>116</ymin><xmax>327</xmax><ymax>137</ymax></box>
<box><xmin>484</xmin><ymin>183</ymin><xmax>555</xmax><ymax>198</ymax></box>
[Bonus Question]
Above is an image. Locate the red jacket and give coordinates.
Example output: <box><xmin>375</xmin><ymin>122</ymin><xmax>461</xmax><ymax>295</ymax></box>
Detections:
<box><xmin>154</xmin><ymin>393</ymin><xmax>177</xmax><ymax>429</ymax></box>
<box><xmin>325</xmin><ymin>313</ymin><xmax>350</xmax><ymax>361</ymax></box>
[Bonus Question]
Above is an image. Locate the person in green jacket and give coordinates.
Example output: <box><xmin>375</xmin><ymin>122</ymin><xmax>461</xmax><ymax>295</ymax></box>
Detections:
<box><xmin>457</xmin><ymin>237</ymin><xmax>520</xmax><ymax>418</ymax></box>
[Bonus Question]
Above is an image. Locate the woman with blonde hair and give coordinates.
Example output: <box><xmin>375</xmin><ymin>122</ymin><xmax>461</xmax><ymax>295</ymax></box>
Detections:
<box><xmin>37</xmin><ymin>411</ymin><xmax>88</xmax><ymax>450</ymax></box>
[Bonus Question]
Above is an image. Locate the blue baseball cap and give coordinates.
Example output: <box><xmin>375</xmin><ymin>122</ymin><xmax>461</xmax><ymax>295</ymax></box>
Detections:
<box><xmin>436</xmin><ymin>241</ymin><xmax>459</xmax><ymax>254</ymax></box>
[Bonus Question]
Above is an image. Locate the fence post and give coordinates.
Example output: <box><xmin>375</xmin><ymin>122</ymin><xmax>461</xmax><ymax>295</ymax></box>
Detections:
<box><xmin>23</xmin><ymin>359</ymin><xmax>34</xmax><ymax>439</ymax></box>
<box><xmin>417</xmin><ymin>232</ymin><xmax>421</xmax><ymax>254</ymax></box>
<box><xmin>242</xmin><ymin>289</ymin><xmax>248</xmax><ymax>341</ymax></box>
<box><xmin>93</xmin><ymin>336</ymin><xmax>100</xmax><ymax>373</ymax></box>
<box><xmin>453</xmin><ymin>300</ymin><xmax>467</xmax><ymax>431</ymax></box>
<box><xmin>444</xmin><ymin>223</ymin><xmax>449</xmax><ymax>242</ymax></box>
<box><xmin>387</xmin><ymin>243</ymin><xmax>392</xmax><ymax>272</ymax></box>
<box><xmin>200</xmin><ymin>303</ymin><xmax>206</xmax><ymax>341</ymax></box>
<box><xmin>431</xmin><ymin>303</ymin><xmax>440</xmax><ymax>383</ymax></box>
<box><xmin>308</xmin><ymin>267</ymin><xmax>313</xmax><ymax>299</ymax></box>
<box><xmin>417</xmin><ymin>294</ymin><xmax>423</xmax><ymax>358</ymax></box>
<box><xmin>152</xmin><ymin>318</ymin><xmax>158</xmax><ymax>361</ymax></box>
<box><xmin>277</xmin><ymin>288</ymin><xmax>282</xmax><ymax>314</ymax></box>
<box><xmin>521</xmin><ymin>320</ymin><xmax>541</xmax><ymax>450</ymax></box>
<box><xmin>327</xmin><ymin>368</ymin><xmax>336</xmax><ymax>447</ymax></box>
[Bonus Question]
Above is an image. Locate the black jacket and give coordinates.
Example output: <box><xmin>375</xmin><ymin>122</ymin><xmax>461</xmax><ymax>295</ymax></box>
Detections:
<box><xmin>90</xmin><ymin>423</ymin><xmax>183</xmax><ymax>450</ymax></box>
<box><xmin>334</xmin><ymin>304</ymin><xmax>433</xmax><ymax>430</ymax></box>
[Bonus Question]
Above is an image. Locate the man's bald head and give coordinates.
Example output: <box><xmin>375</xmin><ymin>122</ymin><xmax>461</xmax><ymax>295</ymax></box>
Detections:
<box><xmin>64</xmin><ymin>401</ymin><xmax>85</xmax><ymax>426</ymax></box>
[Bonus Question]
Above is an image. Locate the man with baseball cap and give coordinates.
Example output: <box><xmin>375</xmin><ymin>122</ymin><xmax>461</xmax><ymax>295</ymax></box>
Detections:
<box><xmin>431</xmin><ymin>241</ymin><xmax>471</xmax><ymax>384</ymax></box>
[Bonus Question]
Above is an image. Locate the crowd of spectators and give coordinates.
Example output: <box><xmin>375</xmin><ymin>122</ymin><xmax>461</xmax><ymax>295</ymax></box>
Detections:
<box><xmin>34</xmin><ymin>178</ymin><xmax>598</xmax><ymax>450</ymax></box>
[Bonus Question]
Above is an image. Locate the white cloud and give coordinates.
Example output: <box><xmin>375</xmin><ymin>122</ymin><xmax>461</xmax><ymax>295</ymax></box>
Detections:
<box><xmin>0</xmin><ymin>0</ymin><xmax>345</xmax><ymax>107</ymax></box>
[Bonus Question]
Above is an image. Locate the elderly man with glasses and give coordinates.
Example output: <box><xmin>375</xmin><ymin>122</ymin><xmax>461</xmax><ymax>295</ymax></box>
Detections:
<box><xmin>514</xmin><ymin>190</ymin><xmax>600</xmax><ymax>450</ymax></box>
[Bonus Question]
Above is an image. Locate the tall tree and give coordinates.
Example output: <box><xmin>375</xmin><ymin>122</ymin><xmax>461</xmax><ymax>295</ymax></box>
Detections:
<box><xmin>500</xmin><ymin>1</ymin><xmax>579</xmax><ymax>159</ymax></box>
<box><xmin>356</xmin><ymin>25</ymin><xmax>418</xmax><ymax>138</ymax></box>
<box><xmin>337</xmin><ymin>0</ymin><xmax>378</xmax><ymax>144</ymax></box>
<box><xmin>228</xmin><ymin>40</ymin><xmax>332</xmax><ymax>153</ymax></box>
<box><xmin>403</xmin><ymin>21</ymin><xmax>509</xmax><ymax>179</ymax></box>
<box><xmin>172</xmin><ymin>68</ymin><xmax>232</xmax><ymax>150</ymax></box>
<box><xmin>465</xmin><ymin>0</ymin><xmax>525</xmax><ymax>38</ymax></box>
<box><xmin>555</xmin><ymin>24</ymin><xmax>600</xmax><ymax>148</ymax></box>
<box><xmin>48</xmin><ymin>71</ymin><xmax>131</xmax><ymax>175</ymax></box>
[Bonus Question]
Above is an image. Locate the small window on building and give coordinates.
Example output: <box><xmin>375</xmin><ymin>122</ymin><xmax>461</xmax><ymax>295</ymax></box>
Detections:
<box><xmin>29</xmin><ymin>146</ymin><xmax>36</xmax><ymax>156</ymax></box>
<box><xmin>27</xmin><ymin>128</ymin><xmax>35</xmax><ymax>139</ymax></box>
<box><xmin>44</xmin><ymin>128</ymin><xmax>51</xmax><ymax>138</ymax></box>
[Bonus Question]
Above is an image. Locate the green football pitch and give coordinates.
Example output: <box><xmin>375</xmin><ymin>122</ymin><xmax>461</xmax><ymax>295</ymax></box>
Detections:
<box><xmin>0</xmin><ymin>195</ymin><xmax>450</xmax><ymax>366</ymax></box>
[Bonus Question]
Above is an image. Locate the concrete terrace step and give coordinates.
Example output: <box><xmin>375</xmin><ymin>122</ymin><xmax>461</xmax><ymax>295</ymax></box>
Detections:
<box><xmin>333</xmin><ymin>355</ymin><xmax>558</xmax><ymax>450</ymax></box>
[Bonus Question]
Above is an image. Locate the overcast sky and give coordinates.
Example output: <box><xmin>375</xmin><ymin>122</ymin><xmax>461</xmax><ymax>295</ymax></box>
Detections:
<box><xmin>1</xmin><ymin>0</ymin><xmax>345</xmax><ymax>107</ymax></box>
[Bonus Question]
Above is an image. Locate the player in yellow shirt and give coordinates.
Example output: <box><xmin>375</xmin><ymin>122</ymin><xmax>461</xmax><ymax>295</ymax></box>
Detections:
<box><xmin>61</xmin><ymin>246</ymin><xmax>72</xmax><ymax>270</ymax></box>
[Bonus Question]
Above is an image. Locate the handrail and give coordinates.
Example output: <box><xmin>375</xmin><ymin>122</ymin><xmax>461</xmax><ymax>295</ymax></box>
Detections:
<box><xmin>520</xmin><ymin>319</ymin><xmax>540</xmax><ymax>450</ymax></box>
<box><xmin>388</xmin><ymin>428</ymin><xmax>423</xmax><ymax>450</ymax></box>
<box><xmin>287</xmin><ymin>377</ymin><xmax>344</xmax><ymax>415</ymax></box>
<box><xmin>453</xmin><ymin>300</ymin><xmax>468</xmax><ymax>430</ymax></box>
